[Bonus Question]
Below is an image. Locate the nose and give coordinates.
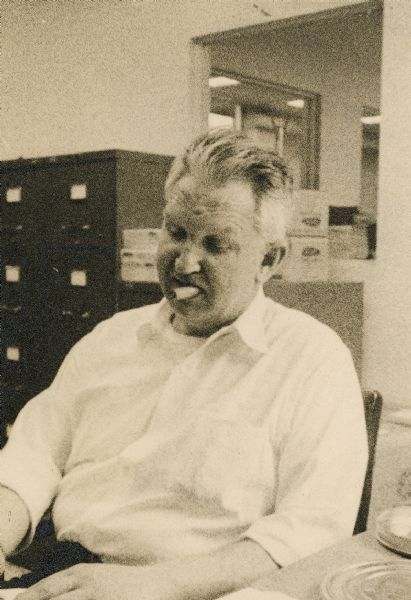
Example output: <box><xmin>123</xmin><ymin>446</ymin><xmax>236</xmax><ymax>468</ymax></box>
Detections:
<box><xmin>174</xmin><ymin>244</ymin><xmax>201</xmax><ymax>275</ymax></box>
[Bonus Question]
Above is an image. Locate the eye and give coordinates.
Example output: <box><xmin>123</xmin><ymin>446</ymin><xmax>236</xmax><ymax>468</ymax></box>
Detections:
<box><xmin>204</xmin><ymin>235</ymin><xmax>226</xmax><ymax>254</ymax></box>
<box><xmin>167</xmin><ymin>227</ymin><xmax>186</xmax><ymax>242</ymax></box>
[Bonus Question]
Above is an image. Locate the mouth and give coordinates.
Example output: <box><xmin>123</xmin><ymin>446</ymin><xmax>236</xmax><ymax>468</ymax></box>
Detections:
<box><xmin>173</xmin><ymin>286</ymin><xmax>201</xmax><ymax>300</ymax></box>
<box><xmin>170</xmin><ymin>278</ymin><xmax>202</xmax><ymax>301</ymax></box>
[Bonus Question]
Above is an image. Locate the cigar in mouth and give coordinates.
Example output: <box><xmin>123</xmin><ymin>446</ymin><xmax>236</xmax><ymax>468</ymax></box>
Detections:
<box><xmin>174</xmin><ymin>286</ymin><xmax>200</xmax><ymax>300</ymax></box>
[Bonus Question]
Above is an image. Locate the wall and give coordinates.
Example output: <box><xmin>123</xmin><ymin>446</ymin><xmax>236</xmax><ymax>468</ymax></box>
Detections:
<box><xmin>209</xmin><ymin>11</ymin><xmax>382</xmax><ymax>208</ymax></box>
<box><xmin>1</xmin><ymin>0</ymin><xmax>366</xmax><ymax>160</ymax></box>
<box><xmin>360</xmin><ymin>149</ymin><xmax>379</xmax><ymax>217</ymax></box>
<box><xmin>2</xmin><ymin>0</ymin><xmax>411</xmax><ymax>408</ymax></box>
<box><xmin>365</xmin><ymin>0</ymin><xmax>411</xmax><ymax>408</ymax></box>
<box><xmin>330</xmin><ymin>1</ymin><xmax>411</xmax><ymax>409</ymax></box>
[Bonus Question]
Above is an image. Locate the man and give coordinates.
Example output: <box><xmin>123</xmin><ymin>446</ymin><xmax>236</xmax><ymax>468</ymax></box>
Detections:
<box><xmin>0</xmin><ymin>130</ymin><xmax>368</xmax><ymax>600</ymax></box>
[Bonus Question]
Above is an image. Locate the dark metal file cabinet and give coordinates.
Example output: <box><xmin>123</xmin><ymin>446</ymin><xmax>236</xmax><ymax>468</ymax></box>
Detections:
<box><xmin>0</xmin><ymin>150</ymin><xmax>172</xmax><ymax>441</ymax></box>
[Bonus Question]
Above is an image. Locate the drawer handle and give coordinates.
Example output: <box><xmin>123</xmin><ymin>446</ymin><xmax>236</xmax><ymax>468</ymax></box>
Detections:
<box><xmin>61</xmin><ymin>309</ymin><xmax>91</xmax><ymax>320</ymax></box>
<box><xmin>1</xmin><ymin>225</ymin><xmax>24</xmax><ymax>233</ymax></box>
<box><xmin>0</xmin><ymin>304</ymin><xmax>22</xmax><ymax>314</ymax></box>
<box><xmin>60</xmin><ymin>224</ymin><xmax>91</xmax><ymax>233</ymax></box>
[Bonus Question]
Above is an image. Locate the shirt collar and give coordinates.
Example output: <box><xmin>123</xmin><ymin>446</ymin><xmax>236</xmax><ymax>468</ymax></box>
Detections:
<box><xmin>136</xmin><ymin>299</ymin><xmax>173</xmax><ymax>344</ymax></box>
<box><xmin>136</xmin><ymin>287</ymin><xmax>269</xmax><ymax>354</ymax></box>
<box><xmin>223</xmin><ymin>287</ymin><xmax>269</xmax><ymax>354</ymax></box>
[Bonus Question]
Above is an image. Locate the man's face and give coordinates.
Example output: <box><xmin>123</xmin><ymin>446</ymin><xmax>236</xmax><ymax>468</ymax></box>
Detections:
<box><xmin>157</xmin><ymin>175</ymin><xmax>267</xmax><ymax>336</ymax></box>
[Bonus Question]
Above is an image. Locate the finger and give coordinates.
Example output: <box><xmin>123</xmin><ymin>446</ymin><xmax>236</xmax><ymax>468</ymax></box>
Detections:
<box><xmin>17</xmin><ymin>591</ymin><xmax>86</xmax><ymax>600</ymax></box>
<box><xmin>0</xmin><ymin>546</ymin><xmax>6</xmax><ymax>576</ymax></box>
<box><xmin>15</xmin><ymin>571</ymin><xmax>78</xmax><ymax>600</ymax></box>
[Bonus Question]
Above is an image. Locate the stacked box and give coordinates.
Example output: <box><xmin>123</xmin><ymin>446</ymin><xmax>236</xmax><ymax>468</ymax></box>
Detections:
<box><xmin>281</xmin><ymin>236</ymin><xmax>329</xmax><ymax>281</ymax></box>
<box><xmin>120</xmin><ymin>228</ymin><xmax>161</xmax><ymax>282</ymax></box>
<box><xmin>120</xmin><ymin>249</ymin><xmax>159</xmax><ymax>282</ymax></box>
<box><xmin>122</xmin><ymin>228</ymin><xmax>161</xmax><ymax>251</ymax></box>
<box><xmin>288</xmin><ymin>190</ymin><xmax>329</xmax><ymax>237</ymax></box>
<box><xmin>329</xmin><ymin>224</ymin><xmax>369</xmax><ymax>260</ymax></box>
<box><xmin>282</xmin><ymin>190</ymin><xmax>329</xmax><ymax>281</ymax></box>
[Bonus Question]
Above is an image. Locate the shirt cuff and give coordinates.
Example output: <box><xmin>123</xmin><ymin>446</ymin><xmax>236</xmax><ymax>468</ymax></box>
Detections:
<box><xmin>0</xmin><ymin>445</ymin><xmax>60</xmax><ymax>552</ymax></box>
<box><xmin>240</xmin><ymin>510</ymin><xmax>348</xmax><ymax>568</ymax></box>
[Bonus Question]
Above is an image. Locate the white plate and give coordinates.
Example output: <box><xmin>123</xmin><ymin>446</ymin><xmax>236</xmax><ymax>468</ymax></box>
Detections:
<box><xmin>376</xmin><ymin>505</ymin><xmax>411</xmax><ymax>556</ymax></box>
<box><xmin>320</xmin><ymin>560</ymin><xmax>411</xmax><ymax>600</ymax></box>
<box><xmin>376</xmin><ymin>533</ymin><xmax>411</xmax><ymax>558</ymax></box>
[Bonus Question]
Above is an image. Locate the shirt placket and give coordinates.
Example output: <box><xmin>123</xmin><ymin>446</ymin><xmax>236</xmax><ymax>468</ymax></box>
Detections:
<box><xmin>147</xmin><ymin>346</ymin><xmax>207</xmax><ymax>430</ymax></box>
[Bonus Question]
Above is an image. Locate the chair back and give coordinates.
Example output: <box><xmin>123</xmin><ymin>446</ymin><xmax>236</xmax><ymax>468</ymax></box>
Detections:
<box><xmin>353</xmin><ymin>390</ymin><xmax>383</xmax><ymax>534</ymax></box>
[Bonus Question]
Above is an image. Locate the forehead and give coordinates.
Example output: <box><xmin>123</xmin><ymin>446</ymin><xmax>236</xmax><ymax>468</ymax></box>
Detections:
<box><xmin>165</xmin><ymin>175</ymin><xmax>256</xmax><ymax>219</ymax></box>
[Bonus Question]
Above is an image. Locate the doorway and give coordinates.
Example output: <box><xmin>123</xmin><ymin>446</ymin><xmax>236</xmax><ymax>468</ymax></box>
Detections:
<box><xmin>192</xmin><ymin>1</ymin><xmax>383</xmax><ymax>260</ymax></box>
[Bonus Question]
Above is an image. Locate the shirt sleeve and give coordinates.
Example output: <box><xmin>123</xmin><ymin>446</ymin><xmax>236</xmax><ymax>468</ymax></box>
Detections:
<box><xmin>242</xmin><ymin>339</ymin><xmax>368</xmax><ymax>567</ymax></box>
<box><xmin>0</xmin><ymin>339</ymin><xmax>86</xmax><ymax>548</ymax></box>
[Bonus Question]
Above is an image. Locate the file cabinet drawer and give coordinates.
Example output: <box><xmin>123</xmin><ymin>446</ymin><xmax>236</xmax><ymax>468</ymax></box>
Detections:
<box><xmin>1</xmin><ymin>253</ymin><xmax>43</xmax><ymax>304</ymax></box>
<box><xmin>48</xmin><ymin>249</ymin><xmax>117</xmax><ymax>314</ymax></box>
<box><xmin>0</xmin><ymin>169</ymin><xmax>49</xmax><ymax>242</ymax></box>
<box><xmin>0</xmin><ymin>303</ymin><xmax>42</xmax><ymax>341</ymax></box>
<box><xmin>0</xmin><ymin>381</ymin><xmax>34</xmax><ymax>421</ymax></box>
<box><xmin>0</xmin><ymin>338</ymin><xmax>39</xmax><ymax>383</ymax></box>
<box><xmin>46</xmin><ymin>160</ymin><xmax>116</xmax><ymax>248</ymax></box>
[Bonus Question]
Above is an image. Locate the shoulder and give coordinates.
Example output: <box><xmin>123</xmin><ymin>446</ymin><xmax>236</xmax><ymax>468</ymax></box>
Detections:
<box><xmin>261</xmin><ymin>298</ymin><xmax>362</xmax><ymax>427</ymax></box>
<box><xmin>93</xmin><ymin>303</ymin><xmax>160</xmax><ymax>337</ymax></box>
<box><xmin>69</xmin><ymin>302</ymin><xmax>160</xmax><ymax>357</ymax></box>
<box><xmin>262</xmin><ymin>295</ymin><xmax>351</xmax><ymax>363</ymax></box>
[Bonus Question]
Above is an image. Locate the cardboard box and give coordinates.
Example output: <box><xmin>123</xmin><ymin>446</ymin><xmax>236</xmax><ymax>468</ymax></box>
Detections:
<box><xmin>122</xmin><ymin>228</ymin><xmax>161</xmax><ymax>251</ymax></box>
<box><xmin>329</xmin><ymin>225</ymin><xmax>369</xmax><ymax>260</ymax></box>
<box><xmin>281</xmin><ymin>236</ymin><xmax>329</xmax><ymax>281</ymax></box>
<box><xmin>120</xmin><ymin>249</ymin><xmax>158</xmax><ymax>282</ymax></box>
<box><xmin>289</xmin><ymin>190</ymin><xmax>329</xmax><ymax>237</ymax></box>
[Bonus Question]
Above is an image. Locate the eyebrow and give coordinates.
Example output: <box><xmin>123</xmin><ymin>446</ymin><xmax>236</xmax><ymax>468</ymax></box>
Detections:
<box><xmin>163</xmin><ymin>211</ymin><xmax>178</xmax><ymax>225</ymax></box>
<box><xmin>206</xmin><ymin>231</ymin><xmax>241</xmax><ymax>253</ymax></box>
<box><xmin>220</xmin><ymin>227</ymin><xmax>236</xmax><ymax>237</ymax></box>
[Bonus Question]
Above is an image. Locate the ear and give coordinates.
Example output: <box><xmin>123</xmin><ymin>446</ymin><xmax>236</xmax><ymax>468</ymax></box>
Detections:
<box><xmin>258</xmin><ymin>243</ymin><xmax>288</xmax><ymax>283</ymax></box>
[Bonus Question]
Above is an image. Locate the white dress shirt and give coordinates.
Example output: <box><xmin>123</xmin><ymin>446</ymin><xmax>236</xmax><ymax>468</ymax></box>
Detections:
<box><xmin>0</xmin><ymin>289</ymin><xmax>368</xmax><ymax>567</ymax></box>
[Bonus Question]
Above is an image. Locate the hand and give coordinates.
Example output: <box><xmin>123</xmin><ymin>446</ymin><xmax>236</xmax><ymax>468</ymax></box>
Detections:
<box><xmin>0</xmin><ymin>544</ymin><xmax>6</xmax><ymax>577</ymax></box>
<box><xmin>13</xmin><ymin>539</ymin><xmax>278</xmax><ymax>600</ymax></box>
<box><xmin>15</xmin><ymin>563</ymin><xmax>177</xmax><ymax>600</ymax></box>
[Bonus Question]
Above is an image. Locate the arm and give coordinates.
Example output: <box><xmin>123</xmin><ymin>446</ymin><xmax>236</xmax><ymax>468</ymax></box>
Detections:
<box><xmin>0</xmin><ymin>339</ymin><xmax>88</xmax><ymax>553</ymax></box>
<box><xmin>159</xmin><ymin>538</ymin><xmax>279</xmax><ymax>598</ymax></box>
<box><xmin>0</xmin><ymin>485</ymin><xmax>30</xmax><ymax>573</ymax></box>
<box><xmin>243</xmin><ymin>341</ymin><xmax>368</xmax><ymax>566</ymax></box>
<box><xmin>15</xmin><ymin>539</ymin><xmax>279</xmax><ymax>600</ymax></box>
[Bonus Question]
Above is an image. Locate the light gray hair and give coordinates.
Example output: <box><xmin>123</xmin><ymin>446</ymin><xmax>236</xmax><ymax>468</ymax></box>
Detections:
<box><xmin>165</xmin><ymin>128</ymin><xmax>293</xmax><ymax>247</ymax></box>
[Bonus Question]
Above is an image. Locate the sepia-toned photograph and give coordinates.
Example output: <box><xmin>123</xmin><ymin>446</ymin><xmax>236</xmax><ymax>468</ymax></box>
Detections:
<box><xmin>1</xmin><ymin>1</ymin><xmax>410</xmax><ymax>599</ymax></box>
